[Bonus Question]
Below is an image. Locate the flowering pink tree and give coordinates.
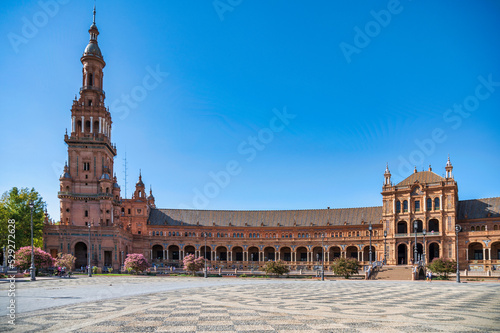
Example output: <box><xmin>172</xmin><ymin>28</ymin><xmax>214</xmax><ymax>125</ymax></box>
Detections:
<box><xmin>55</xmin><ymin>253</ymin><xmax>76</xmax><ymax>272</ymax></box>
<box><xmin>183</xmin><ymin>254</ymin><xmax>206</xmax><ymax>275</ymax></box>
<box><xmin>15</xmin><ymin>246</ymin><xmax>54</xmax><ymax>271</ymax></box>
<box><xmin>124</xmin><ymin>253</ymin><xmax>149</xmax><ymax>274</ymax></box>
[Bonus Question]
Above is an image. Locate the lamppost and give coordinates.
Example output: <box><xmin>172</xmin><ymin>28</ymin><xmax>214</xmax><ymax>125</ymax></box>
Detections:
<box><xmin>121</xmin><ymin>250</ymin><xmax>124</xmax><ymax>272</ymax></box>
<box><xmin>383</xmin><ymin>230</ymin><xmax>387</xmax><ymax>264</ymax></box>
<box><xmin>29</xmin><ymin>200</ymin><xmax>36</xmax><ymax>281</ymax></box>
<box><xmin>422</xmin><ymin>229</ymin><xmax>427</xmax><ymax>267</ymax></box>
<box><xmin>88</xmin><ymin>222</ymin><xmax>92</xmax><ymax>277</ymax></box>
<box><xmin>455</xmin><ymin>224</ymin><xmax>462</xmax><ymax>283</ymax></box>
<box><xmin>203</xmin><ymin>232</ymin><xmax>207</xmax><ymax>278</ymax></box>
<box><xmin>368</xmin><ymin>223</ymin><xmax>373</xmax><ymax>266</ymax></box>
<box><xmin>321</xmin><ymin>233</ymin><xmax>325</xmax><ymax>281</ymax></box>
<box><xmin>413</xmin><ymin>220</ymin><xmax>418</xmax><ymax>265</ymax></box>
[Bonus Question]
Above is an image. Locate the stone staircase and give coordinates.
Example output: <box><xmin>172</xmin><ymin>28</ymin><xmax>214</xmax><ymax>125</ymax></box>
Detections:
<box><xmin>373</xmin><ymin>265</ymin><xmax>413</xmax><ymax>280</ymax></box>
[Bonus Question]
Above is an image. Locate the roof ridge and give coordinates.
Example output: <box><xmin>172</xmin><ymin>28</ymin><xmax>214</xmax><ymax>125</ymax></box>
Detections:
<box><xmin>156</xmin><ymin>206</ymin><xmax>382</xmax><ymax>213</ymax></box>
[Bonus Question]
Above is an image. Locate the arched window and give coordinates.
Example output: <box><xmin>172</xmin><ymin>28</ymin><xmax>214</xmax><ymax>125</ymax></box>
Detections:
<box><xmin>156</xmin><ymin>231</ymin><xmax>159</xmax><ymax>236</ymax></box>
<box><xmin>494</xmin><ymin>225</ymin><xmax>498</xmax><ymax>231</ymax></box>
<box><xmin>434</xmin><ymin>197</ymin><xmax>440</xmax><ymax>210</ymax></box>
<box><xmin>160</xmin><ymin>231</ymin><xmax>163</xmax><ymax>236</ymax></box>
<box><xmin>396</xmin><ymin>201</ymin><xmax>401</xmax><ymax>213</ymax></box>
<box><xmin>481</xmin><ymin>225</ymin><xmax>486</xmax><ymax>231</ymax></box>
<box><xmin>339</xmin><ymin>232</ymin><xmax>343</xmax><ymax>237</ymax></box>
<box><xmin>88</xmin><ymin>73</ymin><xmax>93</xmax><ymax>86</ymax></box>
<box><xmin>403</xmin><ymin>200</ymin><xmax>408</xmax><ymax>212</ymax></box>
<box><xmin>426</xmin><ymin>198</ymin><xmax>432</xmax><ymax>211</ymax></box>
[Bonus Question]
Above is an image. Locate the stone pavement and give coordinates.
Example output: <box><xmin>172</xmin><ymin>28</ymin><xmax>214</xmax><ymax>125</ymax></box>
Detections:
<box><xmin>1</xmin><ymin>276</ymin><xmax>499</xmax><ymax>332</ymax></box>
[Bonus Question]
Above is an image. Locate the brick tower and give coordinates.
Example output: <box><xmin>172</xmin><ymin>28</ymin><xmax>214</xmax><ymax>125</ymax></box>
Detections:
<box><xmin>59</xmin><ymin>7</ymin><xmax>121</xmax><ymax>228</ymax></box>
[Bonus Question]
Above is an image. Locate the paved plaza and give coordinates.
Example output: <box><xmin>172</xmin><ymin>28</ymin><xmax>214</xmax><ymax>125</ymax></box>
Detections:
<box><xmin>1</xmin><ymin>276</ymin><xmax>500</xmax><ymax>332</ymax></box>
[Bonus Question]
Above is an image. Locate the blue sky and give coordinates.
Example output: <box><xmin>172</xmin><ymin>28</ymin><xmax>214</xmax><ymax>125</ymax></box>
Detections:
<box><xmin>1</xmin><ymin>0</ymin><xmax>499</xmax><ymax>221</ymax></box>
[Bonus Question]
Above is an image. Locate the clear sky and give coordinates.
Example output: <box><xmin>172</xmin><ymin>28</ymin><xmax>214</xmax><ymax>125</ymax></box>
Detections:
<box><xmin>1</xmin><ymin>0</ymin><xmax>499</xmax><ymax>221</ymax></box>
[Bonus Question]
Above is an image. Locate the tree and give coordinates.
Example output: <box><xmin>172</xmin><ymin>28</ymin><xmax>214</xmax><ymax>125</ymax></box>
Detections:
<box><xmin>427</xmin><ymin>258</ymin><xmax>456</xmax><ymax>279</ymax></box>
<box><xmin>15</xmin><ymin>246</ymin><xmax>54</xmax><ymax>272</ymax></box>
<box><xmin>55</xmin><ymin>253</ymin><xmax>76</xmax><ymax>271</ymax></box>
<box><xmin>182</xmin><ymin>254</ymin><xmax>206</xmax><ymax>275</ymax></box>
<box><xmin>124</xmin><ymin>253</ymin><xmax>149</xmax><ymax>274</ymax></box>
<box><xmin>261</xmin><ymin>260</ymin><xmax>290</xmax><ymax>276</ymax></box>
<box><xmin>330</xmin><ymin>257</ymin><xmax>360</xmax><ymax>279</ymax></box>
<box><xmin>0</xmin><ymin>187</ymin><xmax>47</xmax><ymax>251</ymax></box>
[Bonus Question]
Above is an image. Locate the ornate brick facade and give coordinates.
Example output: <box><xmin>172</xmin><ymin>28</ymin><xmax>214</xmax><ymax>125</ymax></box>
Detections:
<box><xmin>43</xmin><ymin>11</ymin><xmax>500</xmax><ymax>274</ymax></box>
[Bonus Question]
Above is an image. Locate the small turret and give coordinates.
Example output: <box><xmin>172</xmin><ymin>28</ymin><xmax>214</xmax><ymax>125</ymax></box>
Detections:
<box><xmin>383</xmin><ymin>163</ymin><xmax>391</xmax><ymax>186</ymax></box>
<box><xmin>445</xmin><ymin>155</ymin><xmax>453</xmax><ymax>179</ymax></box>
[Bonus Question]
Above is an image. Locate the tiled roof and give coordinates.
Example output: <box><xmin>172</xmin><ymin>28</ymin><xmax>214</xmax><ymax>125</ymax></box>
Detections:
<box><xmin>149</xmin><ymin>206</ymin><xmax>382</xmax><ymax>227</ymax></box>
<box><xmin>396</xmin><ymin>171</ymin><xmax>445</xmax><ymax>186</ymax></box>
<box><xmin>457</xmin><ymin>197</ymin><xmax>500</xmax><ymax>220</ymax></box>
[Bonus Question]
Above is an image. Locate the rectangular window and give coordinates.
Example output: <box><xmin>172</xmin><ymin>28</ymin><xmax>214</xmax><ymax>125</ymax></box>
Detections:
<box><xmin>415</xmin><ymin>200</ymin><xmax>420</xmax><ymax>212</ymax></box>
<box><xmin>83</xmin><ymin>162</ymin><xmax>90</xmax><ymax>171</ymax></box>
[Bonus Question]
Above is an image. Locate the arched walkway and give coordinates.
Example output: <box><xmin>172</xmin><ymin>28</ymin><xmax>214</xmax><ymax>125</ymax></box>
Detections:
<box><xmin>216</xmin><ymin>246</ymin><xmax>227</xmax><ymax>261</ymax></box>
<box><xmin>75</xmin><ymin>242</ymin><xmax>87</xmax><ymax>268</ymax></box>
<box><xmin>491</xmin><ymin>242</ymin><xmax>500</xmax><ymax>260</ymax></box>
<box><xmin>232</xmin><ymin>246</ymin><xmax>244</xmax><ymax>261</ymax></box>
<box><xmin>152</xmin><ymin>244</ymin><xmax>164</xmax><ymax>260</ymax></box>
<box><xmin>363</xmin><ymin>245</ymin><xmax>375</xmax><ymax>262</ymax></box>
<box><xmin>264</xmin><ymin>247</ymin><xmax>275</xmax><ymax>261</ymax></box>
<box><xmin>168</xmin><ymin>245</ymin><xmax>180</xmax><ymax>260</ymax></box>
<box><xmin>184</xmin><ymin>245</ymin><xmax>195</xmax><ymax>256</ymax></box>
<box><xmin>296</xmin><ymin>247</ymin><xmax>307</xmax><ymax>262</ymax></box>
<box><xmin>468</xmin><ymin>242</ymin><xmax>484</xmax><ymax>260</ymax></box>
<box><xmin>398</xmin><ymin>243</ymin><xmax>407</xmax><ymax>265</ymax></box>
<box><xmin>329</xmin><ymin>246</ymin><xmax>341</xmax><ymax>261</ymax></box>
<box><xmin>312</xmin><ymin>246</ymin><xmax>323</xmax><ymax>262</ymax></box>
<box><xmin>346</xmin><ymin>246</ymin><xmax>358</xmax><ymax>259</ymax></box>
<box><xmin>199</xmin><ymin>246</ymin><xmax>211</xmax><ymax>260</ymax></box>
<box><xmin>280</xmin><ymin>246</ymin><xmax>292</xmax><ymax>261</ymax></box>
<box><xmin>248</xmin><ymin>246</ymin><xmax>259</xmax><ymax>262</ymax></box>
<box><xmin>429</xmin><ymin>242</ymin><xmax>440</xmax><ymax>262</ymax></box>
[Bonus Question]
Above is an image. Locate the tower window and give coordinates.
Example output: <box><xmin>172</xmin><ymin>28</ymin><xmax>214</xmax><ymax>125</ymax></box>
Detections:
<box><xmin>88</xmin><ymin>73</ymin><xmax>93</xmax><ymax>86</ymax></box>
<box><xmin>88</xmin><ymin>100</ymin><xmax>92</xmax><ymax>106</ymax></box>
<box><xmin>84</xmin><ymin>210</ymin><xmax>88</xmax><ymax>217</ymax></box>
<box><xmin>83</xmin><ymin>162</ymin><xmax>90</xmax><ymax>171</ymax></box>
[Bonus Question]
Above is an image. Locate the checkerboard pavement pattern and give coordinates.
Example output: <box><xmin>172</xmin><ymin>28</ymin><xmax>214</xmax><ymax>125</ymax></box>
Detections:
<box><xmin>2</xmin><ymin>278</ymin><xmax>500</xmax><ymax>332</ymax></box>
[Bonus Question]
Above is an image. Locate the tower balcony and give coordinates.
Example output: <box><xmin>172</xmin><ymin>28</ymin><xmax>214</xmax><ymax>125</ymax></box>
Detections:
<box><xmin>80</xmin><ymin>85</ymin><xmax>105</xmax><ymax>97</ymax></box>
<box><xmin>65</xmin><ymin>134</ymin><xmax>117</xmax><ymax>155</ymax></box>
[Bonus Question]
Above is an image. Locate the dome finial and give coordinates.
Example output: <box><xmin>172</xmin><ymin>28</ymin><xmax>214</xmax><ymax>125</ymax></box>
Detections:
<box><xmin>93</xmin><ymin>3</ymin><xmax>96</xmax><ymax>25</ymax></box>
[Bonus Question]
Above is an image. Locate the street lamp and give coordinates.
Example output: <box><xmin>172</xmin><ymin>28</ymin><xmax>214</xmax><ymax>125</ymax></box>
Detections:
<box><xmin>29</xmin><ymin>200</ymin><xmax>36</xmax><ymax>281</ymax></box>
<box><xmin>203</xmin><ymin>232</ymin><xmax>207</xmax><ymax>278</ymax></box>
<box><xmin>121</xmin><ymin>250</ymin><xmax>124</xmax><ymax>272</ymax></box>
<box><xmin>455</xmin><ymin>224</ymin><xmax>462</xmax><ymax>283</ymax></box>
<box><xmin>383</xmin><ymin>230</ymin><xmax>387</xmax><ymax>264</ymax></box>
<box><xmin>368</xmin><ymin>223</ymin><xmax>373</xmax><ymax>266</ymax></box>
<box><xmin>321</xmin><ymin>233</ymin><xmax>325</xmax><ymax>281</ymax></box>
<box><xmin>413</xmin><ymin>220</ymin><xmax>418</xmax><ymax>265</ymax></box>
<box><xmin>88</xmin><ymin>222</ymin><xmax>92</xmax><ymax>277</ymax></box>
<box><xmin>422</xmin><ymin>229</ymin><xmax>427</xmax><ymax>267</ymax></box>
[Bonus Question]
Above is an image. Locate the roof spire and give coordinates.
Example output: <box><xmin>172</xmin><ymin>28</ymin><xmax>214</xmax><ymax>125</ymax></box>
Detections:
<box><xmin>93</xmin><ymin>4</ymin><xmax>96</xmax><ymax>25</ymax></box>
